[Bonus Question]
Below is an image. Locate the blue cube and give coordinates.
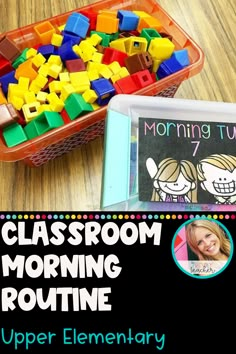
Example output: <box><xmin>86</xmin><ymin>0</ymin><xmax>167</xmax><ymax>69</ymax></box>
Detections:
<box><xmin>157</xmin><ymin>56</ymin><xmax>183</xmax><ymax>79</ymax></box>
<box><xmin>62</xmin><ymin>31</ymin><xmax>82</xmax><ymax>45</ymax></box>
<box><xmin>0</xmin><ymin>71</ymin><xmax>17</xmax><ymax>95</ymax></box>
<box><xmin>64</xmin><ymin>13</ymin><xmax>90</xmax><ymax>38</ymax></box>
<box><xmin>37</xmin><ymin>44</ymin><xmax>55</xmax><ymax>59</ymax></box>
<box><xmin>173</xmin><ymin>49</ymin><xmax>190</xmax><ymax>67</ymax></box>
<box><xmin>91</xmin><ymin>78</ymin><xmax>116</xmax><ymax>106</ymax></box>
<box><xmin>117</xmin><ymin>10</ymin><xmax>139</xmax><ymax>31</ymax></box>
<box><xmin>58</xmin><ymin>41</ymin><xmax>80</xmax><ymax>62</ymax></box>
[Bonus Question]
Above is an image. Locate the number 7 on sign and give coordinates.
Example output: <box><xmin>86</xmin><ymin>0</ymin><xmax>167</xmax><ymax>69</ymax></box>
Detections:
<box><xmin>191</xmin><ymin>141</ymin><xmax>200</xmax><ymax>156</ymax></box>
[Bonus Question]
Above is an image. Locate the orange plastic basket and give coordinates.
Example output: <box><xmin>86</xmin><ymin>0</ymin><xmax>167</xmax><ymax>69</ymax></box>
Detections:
<box><xmin>0</xmin><ymin>0</ymin><xmax>204</xmax><ymax>166</ymax></box>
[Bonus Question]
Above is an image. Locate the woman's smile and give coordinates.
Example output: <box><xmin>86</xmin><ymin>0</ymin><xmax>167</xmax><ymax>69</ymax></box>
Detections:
<box><xmin>195</xmin><ymin>227</ymin><xmax>221</xmax><ymax>258</ymax></box>
<box><xmin>205</xmin><ymin>242</ymin><xmax>217</xmax><ymax>254</ymax></box>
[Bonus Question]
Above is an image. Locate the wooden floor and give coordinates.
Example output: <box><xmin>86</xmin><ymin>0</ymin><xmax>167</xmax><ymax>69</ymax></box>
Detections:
<box><xmin>0</xmin><ymin>0</ymin><xmax>235</xmax><ymax>211</ymax></box>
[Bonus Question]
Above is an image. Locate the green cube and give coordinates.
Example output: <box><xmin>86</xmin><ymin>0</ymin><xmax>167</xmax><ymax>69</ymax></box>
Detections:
<box><xmin>140</xmin><ymin>28</ymin><xmax>161</xmax><ymax>47</ymax></box>
<box><xmin>65</xmin><ymin>93</ymin><xmax>93</xmax><ymax>120</ymax></box>
<box><xmin>34</xmin><ymin>111</ymin><xmax>64</xmax><ymax>135</ymax></box>
<box><xmin>24</xmin><ymin>120</ymin><xmax>38</xmax><ymax>140</ymax></box>
<box><xmin>3</xmin><ymin>123</ymin><xmax>28</xmax><ymax>147</ymax></box>
<box><xmin>110</xmin><ymin>31</ymin><xmax>119</xmax><ymax>41</ymax></box>
<box><xmin>24</xmin><ymin>111</ymin><xmax>64</xmax><ymax>139</ymax></box>
<box><xmin>12</xmin><ymin>48</ymin><xmax>29</xmax><ymax>69</ymax></box>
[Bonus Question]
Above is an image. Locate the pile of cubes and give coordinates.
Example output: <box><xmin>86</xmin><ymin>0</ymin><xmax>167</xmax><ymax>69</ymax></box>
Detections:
<box><xmin>0</xmin><ymin>9</ymin><xmax>190</xmax><ymax>147</ymax></box>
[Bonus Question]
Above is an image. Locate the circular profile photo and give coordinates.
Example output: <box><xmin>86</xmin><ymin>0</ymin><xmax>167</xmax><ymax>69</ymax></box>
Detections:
<box><xmin>172</xmin><ymin>217</ymin><xmax>233</xmax><ymax>278</ymax></box>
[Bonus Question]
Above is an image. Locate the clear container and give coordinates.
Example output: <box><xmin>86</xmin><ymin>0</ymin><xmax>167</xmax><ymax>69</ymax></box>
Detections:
<box><xmin>101</xmin><ymin>94</ymin><xmax>236</xmax><ymax>212</ymax></box>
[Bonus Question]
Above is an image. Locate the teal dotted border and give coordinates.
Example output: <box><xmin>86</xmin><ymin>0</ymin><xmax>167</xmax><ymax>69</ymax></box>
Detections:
<box><xmin>171</xmin><ymin>216</ymin><xmax>234</xmax><ymax>279</ymax></box>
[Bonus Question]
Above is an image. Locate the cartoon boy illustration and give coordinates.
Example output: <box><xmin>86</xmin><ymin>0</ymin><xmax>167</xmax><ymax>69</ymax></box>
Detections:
<box><xmin>146</xmin><ymin>157</ymin><xmax>198</xmax><ymax>203</ymax></box>
<box><xmin>197</xmin><ymin>154</ymin><xmax>236</xmax><ymax>204</ymax></box>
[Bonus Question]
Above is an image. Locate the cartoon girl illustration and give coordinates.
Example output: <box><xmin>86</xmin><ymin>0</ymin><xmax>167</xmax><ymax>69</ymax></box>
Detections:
<box><xmin>197</xmin><ymin>154</ymin><xmax>236</xmax><ymax>204</ymax></box>
<box><xmin>146</xmin><ymin>157</ymin><xmax>198</xmax><ymax>203</ymax></box>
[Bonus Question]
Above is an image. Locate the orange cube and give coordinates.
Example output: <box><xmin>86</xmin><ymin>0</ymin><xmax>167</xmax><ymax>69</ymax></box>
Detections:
<box><xmin>15</xmin><ymin>59</ymin><xmax>38</xmax><ymax>81</ymax></box>
<box><xmin>34</xmin><ymin>21</ymin><xmax>56</xmax><ymax>45</ymax></box>
<box><xmin>96</xmin><ymin>14</ymin><xmax>119</xmax><ymax>34</ymax></box>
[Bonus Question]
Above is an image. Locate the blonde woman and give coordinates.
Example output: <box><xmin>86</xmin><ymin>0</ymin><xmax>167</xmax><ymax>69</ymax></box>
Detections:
<box><xmin>185</xmin><ymin>219</ymin><xmax>231</xmax><ymax>261</ymax></box>
<box><xmin>146</xmin><ymin>157</ymin><xmax>198</xmax><ymax>203</ymax></box>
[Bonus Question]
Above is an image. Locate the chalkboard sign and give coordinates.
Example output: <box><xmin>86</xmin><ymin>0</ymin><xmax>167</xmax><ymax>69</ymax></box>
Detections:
<box><xmin>139</xmin><ymin>117</ymin><xmax>236</xmax><ymax>205</ymax></box>
<box><xmin>101</xmin><ymin>95</ymin><xmax>236</xmax><ymax>211</ymax></box>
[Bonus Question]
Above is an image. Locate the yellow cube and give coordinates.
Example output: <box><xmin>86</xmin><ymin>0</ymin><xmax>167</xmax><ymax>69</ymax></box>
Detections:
<box><xmin>29</xmin><ymin>81</ymin><xmax>41</xmax><ymax>94</ymax></box>
<box><xmin>60</xmin><ymin>84</ymin><xmax>76</xmax><ymax>100</ymax></box>
<box><xmin>11</xmin><ymin>96</ymin><xmax>24</xmax><ymax>110</ymax></box>
<box><xmin>87</xmin><ymin>69</ymin><xmax>99</xmax><ymax>82</ymax></box>
<box><xmin>7</xmin><ymin>83</ymin><xmax>25</xmax><ymax>101</ymax></box>
<box><xmin>22</xmin><ymin>101</ymin><xmax>41</xmax><ymax>122</ymax></box>
<box><xmin>79</xmin><ymin>40</ymin><xmax>97</xmax><ymax>53</ymax></box>
<box><xmin>124</xmin><ymin>37</ymin><xmax>148</xmax><ymax>56</ymax></box>
<box><xmin>87</xmin><ymin>33</ymin><xmax>102</xmax><ymax>47</ymax></box>
<box><xmin>109</xmin><ymin>38</ymin><xmax>127</xmax><ymax>53</ymax></box>
<box><xmin>49</xmin><ymin>99</ymin><xmax>64</xmax><ymax>112</ymax></box>
<box><xmin>48</xmin><ymin>80</ymin><xmax>63</xmax><ymax>93</ymax></box>
<box><xmin>81</xmin><ymin>49</ymin><xmax>96</xmax><ymax>62</ymax></box>
<box><xmin>70</xmin><ymin>71</ymin><xmax>90</xmax><ymax>86</ymax></box>
<box><xmin>73</xmin><ymin>84</ymin><xmax>90</xmax><ymax>94</ymax></box>
<box><xmin>18</xmin><ymin>77</ymin><xmax>30</xmax><ymax>90</ymax></box>
<box><xmin>148</xmin><ymin>38</ymin><xmax>175</xmax><ymax>60</ymax></box>
<box><xmin>48</xmin><ymin>64</ymin><xmax>63</xmax><ymax>79</ymax></box>
<box><xmin>37</xmin><ymin>104</ymin><xmax>52</xmax><ymax>114</ymax></box>
<box><xmin>72</xmin><ymin>44</ymin><xmax>80</xmax><ymax>57</ymax></box>
<box><xmin>82</xmin><ymin>89</ymin><xmax>98</xmax><ymax>103</ymax></box>
<box><xmin>26</xmin><ymin>48</ymin><xmax>38</xmax><ymax>59</ymax></box>
<box><xmin>36</xmin><ymin>91</ymin><xmax>48</xmax><ymax>103</ymax></box>
<box><xmin>51</xmin><ymin>33</ymin><xmax>63</xmax><ymax>47</ymax></box>
<box><xmin>57</xmin><ymin>24</ymin><xmax>65</xmax><ymax>33</ymax></box>
<box><xmin>133</xmin><ymin>11</ymin><xmax>151</xmax><ymax>18</ymax></box>
<box><xmin>24</xmin><ymin>91</ymin><xmax>36</xmax><ymax>104</ymax></box>
<box><xmin>59</xmin><ymin>72</ymin><xmax>70</xmax><ymax>83</ymax></box>
<box><xmin>92</xmin><ymin>52</ymin><xmax>103</xmax><ymax>63</ymax></box>
<box><xmin>152</xmin><ymin>58</ymin><xmax>162</xmax><ymax>72</ymax></box>
<box><xmin>34</xmin><ymin>74</ymin><xmax>48</xmax><ymax>89</ymax></box>
<box><xmin>91</xmin><ymin>102</ymin><xmax>100</xmax><ymax>110</ymax></box>
<box><xmin>47</xmin><ymin>55</ymin><xmax>62</xmax><ymax>66</ymax></box>
<box><xmin>38</xmin><ymin>63</ymin><xmax>49</xmax><ymax>77</ymax></box>
<box><xmin>86</xmin><ymin>61</ymin><xmax>103</xmax><ymax>72</ymax></box>
<box><xmin>119</xmin><ymin>67</ymin><xmax>130</xmax><ymax>78</ymax></box>
<box><xmin>99</xmin><ymin>65</ymin><xmax>113</xmax><ymax>79</ymax></box>
<box><xmin>32</xmin><ymin>53</ymin><xmax>47</xmax><ymax>68</ymax></box>
<box><xmin>108</xmin><ymin>61</ymin><xmax>121</xmax><ymax>75</ymax></box>
<box><xmin>47</xmin><ymin>92</ymin><xmax>64</xmax><ymax>112</ymax></box>
<box><xmin>110</xmin><ymin>74</ymin><xmax>121</xmax><ymax>83</ymax></box>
